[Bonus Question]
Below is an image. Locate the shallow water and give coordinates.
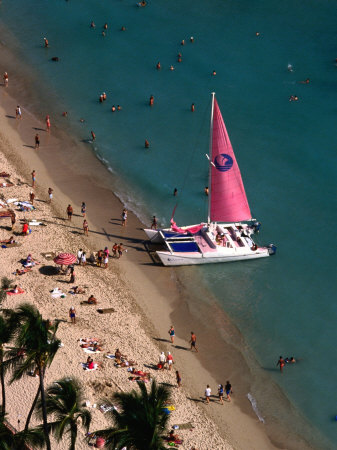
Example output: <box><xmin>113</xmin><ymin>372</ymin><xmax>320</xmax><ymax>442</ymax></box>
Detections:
<box><xmin>1</xmin><ymin>0</ymin><xmax>337</xmax><ymax>448</ymax></box>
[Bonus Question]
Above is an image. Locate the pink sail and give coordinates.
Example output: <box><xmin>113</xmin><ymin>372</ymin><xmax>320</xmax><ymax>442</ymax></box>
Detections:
<box><xmin>210</xmin><ymin>98</ymin><xmax>251</xmax><ymax>222</ymax></box>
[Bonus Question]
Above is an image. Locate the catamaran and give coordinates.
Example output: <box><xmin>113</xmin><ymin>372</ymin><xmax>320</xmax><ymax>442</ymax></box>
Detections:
<box><xmin>144</xmin><ymin>93</ymin><xmax>276</xmax><ymax>266</ymax></box>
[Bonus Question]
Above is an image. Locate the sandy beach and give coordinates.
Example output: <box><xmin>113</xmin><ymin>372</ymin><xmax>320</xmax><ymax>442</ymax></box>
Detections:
<box><xmin>0</xmin><ymin>70</ymin><xmax>311</xmax><ymax>450</ymax></box>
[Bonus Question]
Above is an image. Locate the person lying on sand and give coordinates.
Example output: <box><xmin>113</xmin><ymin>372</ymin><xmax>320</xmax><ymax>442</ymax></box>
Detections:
<box><xmin>15</xmin><ymin>268</ymin><xmax>32</xmax><ymax>276</ymax></box>
<box><xmin>80</xmin><ymin>338</ymin><xmax>101</xmax><ymax>348</ymax></box>
<box><xmin>1</xmin><ymin>236</ymin><xmax>15</xmax><ymax>244</ymax></box>
<box><xmin>70</xmin><ymin>286</ymin><xmax>86</xmax><ymax>294</ymax></box>
<box><xmin>129</xmin><ymin>369</ymin><xmax>151</xmax><ymax>381</ymax></box>
<box><xmin>8</xmin><ymin>285</ymin><xmax>24</xmax><ymax>294</ymax></box>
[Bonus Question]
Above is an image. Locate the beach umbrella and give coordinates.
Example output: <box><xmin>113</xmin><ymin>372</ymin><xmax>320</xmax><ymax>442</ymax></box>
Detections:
<box><xmin>53</xmin><ymin>253</ymin><xmax>77</xmax><ymax>266</ymax></box>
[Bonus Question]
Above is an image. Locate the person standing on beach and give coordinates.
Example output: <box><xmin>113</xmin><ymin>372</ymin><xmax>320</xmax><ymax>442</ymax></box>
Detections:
<box><xmin>3</xmin><ymin>72</ymin><xmax>8</xmax><ymax>87</ymax></box>
<box><xmin>29</xmin><ymin>191</ymin><xmax>35</xmax><ymax>205</ymax></box>
<box><xmin>81</xmin><ymin>202</ymin><xmax>86</xmax><ymax>217</ymax></box>
<box><xmin>176</xmin><ymin>370</ymin><xmax>182</xmax><ymax>388</ymax></box>
<box><xmin>112</xmin><ymin>243</ymin><xmax>118</xmax><ymax>258</ymax></box>
<box><xmin>205</xmin><ymin>385</ymin><xmax>211</xmax><ymax>404</ymax></box>
<box><xmin>83</xmin><ymin>219</ymin><xmax>89</xmax><ymax>236</ymax></box>
<box><xmin>225</xmin><ymin>381</ymin><xmax>232</xmax><ymax>401</ymax></box>
<box><xmin>168</xmin><ymin>325</ymin><xmax>175</xmax><ymax>344</ymax></box>
<box><xmin>46</xmin><ymin>115</ymin><xmax>51</xmax><ymax>132</ymax></box>
<box><xmin>121</xmin><ymin>208</ymin><xmax>127</xmax><ymax>226</ymax></box>
<box><xmin>66</xmin><ymin>204</ymin><xmax>73</xmax><ymax>221</ymax></box>
<box><xmin>48</xmin><ymin>187</ymin><xmax>53</xmax><ymax>203</ymax></box>
<box><xmin>166</xmin><ymin>352</ymin><xmax>174</xmax><ymax>370</ymax></box>
<box><xmin>34</xmin><ymin>133</ymin><xmax>40</xmax><ymax>149</ymax></box>
<box><xmin>151</xmin><ymin>216</ymin><xmax>157</xmax><ymax>230</ymax></box>
<box><xmin>77</xmin><ymin>249</ymin><xmax>83</xmax><ymax>264</ymax></box>
<box><xmin>277</xmin><ymin>356</ymin><xmax>285</xmax><ymax>373</ymax></box>
<box><xmin>69</xmin><ymin>267</ymin><xmax>75</xmax><ymax>284</ymax></box>
<box><xmin>31</xmin><ymin>170</ymin><xmax>36</xmax><ymax>188</ymax></box>
<box><xmin>69</xmin><ymin>307</ymin><xmax>76</xmax><ymax>324</ymax></box>
<box><xmin>218</xmin><ymin>384</ymin><xmax>224</xmax><ymax>405</ymax></box>
<box><xmin>117</xmin><ymin>243</ymin><xmax>125</xmax><ymax>258</ymax></box>
<box><xmin>16</xmin><ymin>105</ymin><xmax>22</xmax><ymax>119</ymax></box>
<box><xmin>190</xmin><ymin>331</ymin><xmax>198</xmax><ymax>352</ymax></box>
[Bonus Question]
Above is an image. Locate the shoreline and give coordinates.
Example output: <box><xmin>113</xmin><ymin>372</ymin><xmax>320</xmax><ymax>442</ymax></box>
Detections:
<box><xmin>0</xmin><ymin>51</ymin><xmax>320</xmax><ymax>449</ymax></box>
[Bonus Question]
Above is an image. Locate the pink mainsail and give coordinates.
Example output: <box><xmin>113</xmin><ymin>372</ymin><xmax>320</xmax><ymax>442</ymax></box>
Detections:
<box><xmin>210</xmin><ymin>98</ymin><xmax>251</xmax><ymax>222</ymax></box>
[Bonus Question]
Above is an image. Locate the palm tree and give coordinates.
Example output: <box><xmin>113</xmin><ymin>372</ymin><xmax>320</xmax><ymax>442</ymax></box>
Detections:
<box><xmin>0</xmin><ymin>315</ymin><xmax>16</xmax><ymax>415</ymax></box>
<box><xmin>8</xmin><ymin>303</ymin><xmax>61</xmax><ymax>450</ymax></box>
<box><xmin>0</xmin><ymin>413</ymin><xmax>45</xmax><ymax>449</ymax></box>
<box><xmin>93</xmin><ymin>380</ymin><xmax>172</xmax><ymax>450</ymax></box>
<box><xmin>36</xmin><ymin>377</ymin><xmax>91</xmax><ymax>450</ymax></box>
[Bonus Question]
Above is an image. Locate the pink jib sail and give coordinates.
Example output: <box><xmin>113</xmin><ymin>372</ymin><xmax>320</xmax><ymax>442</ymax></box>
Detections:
<box><xmin>210</xmin><ymin>98</ymin><xmax>251</xmax><ymax>222</ymax></box>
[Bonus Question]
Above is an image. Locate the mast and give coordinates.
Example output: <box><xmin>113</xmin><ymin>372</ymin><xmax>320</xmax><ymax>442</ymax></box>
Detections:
<box><xmin>207</xmin><ymin>92</ymin><xmax>215</xmax><ymax>224</ymax></box>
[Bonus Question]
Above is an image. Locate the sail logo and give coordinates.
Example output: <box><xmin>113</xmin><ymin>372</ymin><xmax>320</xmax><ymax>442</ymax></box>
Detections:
<box><xmin>214</xmin><ymin>154</ymin><xmax>233</xmax><ymax>172</ymax></box>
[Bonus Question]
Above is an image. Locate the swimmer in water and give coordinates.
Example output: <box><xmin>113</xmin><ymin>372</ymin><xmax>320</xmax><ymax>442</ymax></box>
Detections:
<box><xmin>190</xmin><ymin>36</ymin><xmax>194</xmax><ymax>43</ymax></box>
<box><xmin>170</xmin><ymin>65</ymin><xmax>175</xmax><ymax>71</ymax></box>
<box><xmin>90</xmin><ymin>21</ymin><xmax>95</xmax><ymax>28</ymax></box>
<box><xmin>121</xmin><ymin>26</ymin><xmax>126</xmax><ymax>31</ymax></box>
<box><xmin>289</xmin><ymin>95</ymin><xmax>299</xmax><ymax>102</ymax></box>
<box><xmin>149</xmin><ymin>95</ymin><xmax>154</xmax><ymax>106</ymax></box>
<box><xmin>287</xmin><ymin>64</ymin><xmax>293</xmax><ymax>72</ymax></box>
<box><xmin>103</xmin><ymin>23</ymin><xmax>108</xmax><ymax>30</ymax></box>
<box><xmin>255</xmin><ymin>32</ymin><xmax>260</xmax><ymax>36</ymax></box>
<box><xmin>44</xmin><ymin>37</ymin><xmax>49</xmax><ymax>48</ymax></box>
<box><xmin>145</xmin><ymin>139</ymin><xmax>150</xmax><ymax>148</ymax></box>
<box><xmin>204</xmin><ymin>186</ymin><xmax>209</xmax><ymax>196</ymax></box>
<box><xmin>212</xmin><ymin>70</ymin><xmax>216</xmax><ymax>76</ymax></box>
<box><xmin>111</xmin><ymin>105</ymin><xmax>116</xmax><ymax>112</ymax></box>
<box><xmin>299</xmin><ymin>78</ymin><xmax>310</xmax><ymax>84</ymax></box>
<box><xmin>91</xmin><ymin>131</ymin><xmax>96</xmax><ymax>141</ymax></box>
<box><xmin>117</xmin><ymin>105</ymin><xmax>122</xmax><ymax>111</ymax></box>
<box><xmin>156</xmin><ymin>62</ymin><xmax>161</xmax><ymax>70</ymax></box>
<box><xmin>191</xmin><ymin>103</ymin><xmax>195</xmax><ymax>112</ymax></box>
<box><xmin>177</xmin><ymin>53</ymin><xmax>182</xmax><ymax>63</ymax></box>
<box><xmin>277</xmin><ymin>356</ymin><xmax>285</xmax><ymax>373</ymax></box>
<box><xmin>181</xmin><ymin>39</ymin><xmax>185</xmax><ymax>46</ymax></box>
<box><xmin>173</xmin><ymin>188</ymin><xmax>178</xmax><ymax>196</ymax></box>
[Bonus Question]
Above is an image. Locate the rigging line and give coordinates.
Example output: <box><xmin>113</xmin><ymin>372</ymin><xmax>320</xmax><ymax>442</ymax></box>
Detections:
<box><xmin>173</xmin><ymin>96</ymin><xmax>212</xmax><ymax>219</ymax></box>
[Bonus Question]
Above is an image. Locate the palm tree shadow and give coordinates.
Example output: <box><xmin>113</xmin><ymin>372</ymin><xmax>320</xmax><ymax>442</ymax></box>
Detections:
<box><xmin>159</xmin><ymin>382</ymin><xmax>175</xmax><ymax>387</ymax></box>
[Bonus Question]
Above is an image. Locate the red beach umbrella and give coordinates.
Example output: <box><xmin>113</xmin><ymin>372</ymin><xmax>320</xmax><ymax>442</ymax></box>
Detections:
<box><xmin>53</xmin><ymin>253</ymin><xmax>77</xmax><ymax>266</ymax></box>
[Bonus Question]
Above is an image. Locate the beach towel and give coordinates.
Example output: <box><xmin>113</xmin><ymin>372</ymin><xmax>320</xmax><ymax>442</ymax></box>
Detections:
<box><xmin>2</xmin><ymin>243</ymin><xmax>21</xmax><ymax>248</ymax></box>
<box><xmin>0</xmin><ymin>172</ymin><xmax>10</xmax><ymax>178</ymax></box>
<box><xmin>100</xmin><ymin>404</ymin><xmax>115</xmax><ymax>414</ymax></box>
<box><xmin>84</xmin><ymin>348</ymin><xmax>101</xmax><ymax>354</ymax></box>
<box><xmin>7</xmin><ymin>288</ymin><xmax>25</xmax><ymax>295</ymax></box>
<box><xmin>97</xmin><ymin>308</ymin><xmax>115</xmax><ymax>314</ymax></box>
<box><xmin>105</xmin><ymin>354</ymin><xmax>116</xmax><ymax>359</ymax></box>
<box><xmin>0</xmin><ymin>182</ymin><xmax>14</xmax><ymax>188</ymax></box>
<box><xmin>29</xmin><ymin>220</ymin><xmax>46</xmax><ymax>226</ymax></box>
<box><xmin>6</xmin><ymin>198</ymin><xmax>18</xmax><ymax>204</ymax></box>
<box><xmin>51</xmin><ymin>288</ymin><xmax>66</xmax><ymax>299</ymax></box>
<box><xmin>81</xmin><ymin>363</ymin><xmax>98</xmax><ymax>371</ymax></box>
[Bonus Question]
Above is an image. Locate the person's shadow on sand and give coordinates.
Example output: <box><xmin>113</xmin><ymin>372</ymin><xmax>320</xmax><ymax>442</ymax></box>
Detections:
<box><xmin>5</xmin><ymin>115</ymin><xmax>16</xmax><ymax>119</ymax></box>
<box><xmin>187</xmin><ymin>396</ymin><xmax>205</xmax><ymax>404</ymax></box>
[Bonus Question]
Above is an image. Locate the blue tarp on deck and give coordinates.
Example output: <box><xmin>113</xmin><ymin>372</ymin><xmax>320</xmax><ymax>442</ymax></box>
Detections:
<box><xmin>169</xmin><ymin>241</ymin><xmax>200</xmax><ymax>253</ymax></box>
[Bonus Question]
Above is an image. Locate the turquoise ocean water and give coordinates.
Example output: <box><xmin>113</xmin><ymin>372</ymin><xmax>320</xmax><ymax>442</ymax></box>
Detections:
<box><xmin>1</xmin><ymin>0</ymin><xmax>336</xmax><ymax>447</ymax></box>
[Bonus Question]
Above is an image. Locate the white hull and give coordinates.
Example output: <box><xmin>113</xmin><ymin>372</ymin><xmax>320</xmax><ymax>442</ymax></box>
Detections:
<box><xmin>156</xmin><ymin>248</ymin><xmax>269</xmax><ymax>266</ymax></box>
